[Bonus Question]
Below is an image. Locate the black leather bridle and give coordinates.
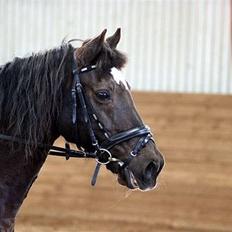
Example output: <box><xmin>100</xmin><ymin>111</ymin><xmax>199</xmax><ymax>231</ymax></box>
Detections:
<box><xmin>0</xmin><ymin>53</ymin><xmax>154</xmax><ymax>187</ymax></box>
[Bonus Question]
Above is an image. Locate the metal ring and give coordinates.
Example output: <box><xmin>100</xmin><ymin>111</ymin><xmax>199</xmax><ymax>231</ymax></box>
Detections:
<box><xmin>130</xmin><ymin>151</ymin><xmax>137</xmax><ymax>157</ymax></box>
<box><xmin>96</xmin><ymin>148</ymin><xmax>112</xmax><ymax>165</ymax></box>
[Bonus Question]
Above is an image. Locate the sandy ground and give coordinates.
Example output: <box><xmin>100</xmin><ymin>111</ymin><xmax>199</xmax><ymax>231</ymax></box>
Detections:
<box><xmin>16</xmin><ymin>92</ymin><xmax>232</xmax><ymax>232</ymax></box>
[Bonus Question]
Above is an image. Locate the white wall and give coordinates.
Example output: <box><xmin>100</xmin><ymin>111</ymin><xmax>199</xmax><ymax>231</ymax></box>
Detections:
<box><xmin>0</xmin><ymin>0</ymin><xmax>231</xmax><ymax>94</ymax></box>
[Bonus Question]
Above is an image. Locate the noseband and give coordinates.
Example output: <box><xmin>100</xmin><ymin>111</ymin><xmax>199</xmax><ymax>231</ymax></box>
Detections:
<box><xmin>0</xmin><ymin>53</ymin><xmax>154</xmax><ymax>186</ymax></box>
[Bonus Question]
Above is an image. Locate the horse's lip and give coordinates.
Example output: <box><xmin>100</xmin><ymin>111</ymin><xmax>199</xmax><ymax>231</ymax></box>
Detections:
<box><xmin>128</xmin><ymin>171</ymin><xmax>138</xmax><ymax>189</ymax></box>
<box><xmin>118</xmin><ymin>167</ymin><xmax>157</xmax><ymax>191</ymax></box>
<box><xmin>118</xmin><ymin>168</ymin><xmax>138</xmax><ymax>189</ymax></box>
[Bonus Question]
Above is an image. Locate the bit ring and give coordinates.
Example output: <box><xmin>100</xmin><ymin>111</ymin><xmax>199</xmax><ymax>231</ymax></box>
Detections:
<box><xmin>96</xmin><ymin>148</ymin><xmax>112</xmax><ymax>165</ymax></box>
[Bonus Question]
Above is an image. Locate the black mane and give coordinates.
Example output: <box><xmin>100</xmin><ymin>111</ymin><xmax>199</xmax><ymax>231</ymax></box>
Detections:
<box><xmin>0</xmin><ymin>44</ymin><xmax>74</xmax><ymax>158</ymax></box>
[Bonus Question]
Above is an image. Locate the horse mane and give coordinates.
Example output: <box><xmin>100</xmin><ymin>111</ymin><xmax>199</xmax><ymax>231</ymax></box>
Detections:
<box><xmin>0</xmin><ymin>40</ymin><xmax>127</xmax><ymax>159</ymax></box>
<box><xmin>0</xmin><ymin>44</ymin><xmax>74</xmax><ymax>158</ymax></box>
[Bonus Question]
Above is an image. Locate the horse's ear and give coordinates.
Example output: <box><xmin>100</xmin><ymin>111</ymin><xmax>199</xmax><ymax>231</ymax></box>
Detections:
<box><xmin>106</xmin><ymin>28</ymin><xmax>121</xmax><ymax>49</ymax></box>
<box><xmin>76</xmin><ymin>29</ymin><xmax>107</xmax><ymax>66</ymax></box>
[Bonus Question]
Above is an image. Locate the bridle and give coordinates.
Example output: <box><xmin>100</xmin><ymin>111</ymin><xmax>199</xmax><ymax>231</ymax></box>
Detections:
<box><xmin>0</xmin><ymin>53</ymin><xmax>154</xmax><ymax>187</ymax></box>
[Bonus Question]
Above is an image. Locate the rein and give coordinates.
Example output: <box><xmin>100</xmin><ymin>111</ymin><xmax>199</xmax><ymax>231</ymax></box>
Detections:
<box><xmin>0</xmin><ymin>53</ymin><xmax>153</xmax><ymax>187</ymax></box>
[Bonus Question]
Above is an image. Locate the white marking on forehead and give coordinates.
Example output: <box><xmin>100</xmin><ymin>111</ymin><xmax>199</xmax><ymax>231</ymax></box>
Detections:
<box><xmin>110</xmin><ymin>67</ymin><xmax>129</xmax><ymax>90</ymax></box>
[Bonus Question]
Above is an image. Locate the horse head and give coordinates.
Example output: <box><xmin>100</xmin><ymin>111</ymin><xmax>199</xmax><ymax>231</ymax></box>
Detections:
<box><xmin>58</xmin><ymin>29</ymin><xmax>164</xmax><ymax>191</ymax></box>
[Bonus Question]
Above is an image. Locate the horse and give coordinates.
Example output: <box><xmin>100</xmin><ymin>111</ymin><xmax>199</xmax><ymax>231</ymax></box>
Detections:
<box><xmin>0</xmin><ymin>28</ymin><xmax>164</xmax><ymax>231</ymax></box>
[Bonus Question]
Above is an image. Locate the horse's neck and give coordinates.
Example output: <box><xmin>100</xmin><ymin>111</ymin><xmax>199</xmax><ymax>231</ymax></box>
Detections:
<box><xmin>0</xmin><ymin>147</ymin><xmax>48</xmax><ymax>229</ymax></box>
<box><xmin>0</xmin><ymin>218</ymin><xmax>15</xmax><ymax>232</ymax></box>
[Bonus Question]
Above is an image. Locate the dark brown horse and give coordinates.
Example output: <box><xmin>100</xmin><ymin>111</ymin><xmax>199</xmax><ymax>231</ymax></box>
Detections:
<box><xmin>0</xmin><ymin>29</ymin><xmax>164</xmax><ymax>231</ymax></box>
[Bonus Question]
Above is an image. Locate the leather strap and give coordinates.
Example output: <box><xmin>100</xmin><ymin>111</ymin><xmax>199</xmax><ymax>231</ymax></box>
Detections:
<box><xmin>0</xmin><ymin>133</ymin><xmax>96</xmax><ymax>159</ymax></box>
<box><xmin>101</xmin><ymin>126</ymin><xmax>151</xmax><ymax>150</ymax></box>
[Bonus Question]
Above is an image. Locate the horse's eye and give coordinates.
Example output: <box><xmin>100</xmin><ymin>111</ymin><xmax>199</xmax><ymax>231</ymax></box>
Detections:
<box><xmin>95</xmin><ymin>90</ymin><xmax>111</xmax><ymax>101</ymax></box>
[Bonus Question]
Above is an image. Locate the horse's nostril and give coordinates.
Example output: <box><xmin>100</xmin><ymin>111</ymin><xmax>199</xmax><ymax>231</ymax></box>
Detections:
<box><xmin>144</xmin><ymin>161</ymin><xmax>158</xmax><ymax>180</ymax></box>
